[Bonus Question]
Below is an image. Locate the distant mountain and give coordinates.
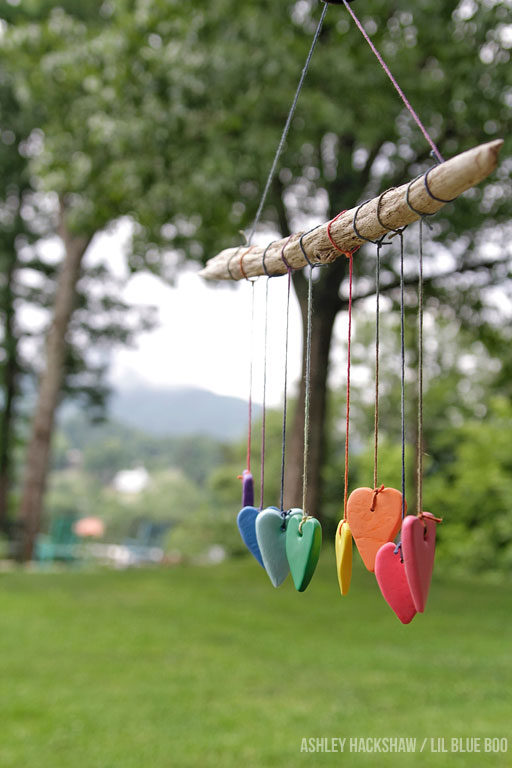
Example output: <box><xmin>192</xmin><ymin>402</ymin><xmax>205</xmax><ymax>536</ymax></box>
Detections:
<box><xmin>108</xmin><ymin>385</ymin><xmax>261</xmax><ymax>440</ymax></box>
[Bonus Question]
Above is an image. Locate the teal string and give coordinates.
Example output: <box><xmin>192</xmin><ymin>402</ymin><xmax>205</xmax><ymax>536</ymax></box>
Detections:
<box><xmin>302</xmin><ymin>265</ymin><xmax>314</xmax><ymax>515</ymax></box>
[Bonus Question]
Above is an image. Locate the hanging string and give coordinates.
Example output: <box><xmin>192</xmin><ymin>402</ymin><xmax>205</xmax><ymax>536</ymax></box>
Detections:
<box><xmin>416</xmin><ymin>218</ymin><xmax>424</xmax><ymax>516</ymax></box>
<box><xmin>373</xmin><ymin>241</ymin><xmax>382</xmax><ymax>489</ymax></box>
<box><xmin>259</xmin><ymin>277</ymin><xmax>270</xmax><ymax>509</ymax></box>
<box><xmin>246</xmin><ymin>3</ymin><xmax>328</xmax><ymax>246</ymax></box>
<box><xmin>245</xmin><ymin>278</ymin><xmax>256</xmax><ymax>474</ymax></box>
<box><xmin>341</xmin><ymin>0</ymin><xmax>443</xmax><ymax>164</ymax></box>
<box><xmin>279</xmin><ymin>244</ymin><xmax>293</xmax><ymax>513</ymax></box>
<box><xmin>301</xmin><ymin>264</ymin><xmax>314</xmax><ymax>520</ymax></box>
<box><xmin>399</xmin><ymin>232</ymin><xmax>406</xmax><ymax>523</ymax></box>
<box><xmin>351</xmin><ymin>199</ymin><xmax>387</xmax><ymax>491</ymax></box>
<box><xmin>343</xmin><ymin>254</ymin><xmax>354</xmax><ymax>519</ymax></box>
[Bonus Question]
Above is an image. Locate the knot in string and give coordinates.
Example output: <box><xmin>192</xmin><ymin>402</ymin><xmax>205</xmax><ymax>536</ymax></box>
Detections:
<box><xmin>327</xmin><ymin>210</ymin><xmax>361</xmax><ymax>258</ymax></box>
<box><xmin>370</xmin><ymin>484</ymin><xmax>385</xmax><ymax>512</ymax></box>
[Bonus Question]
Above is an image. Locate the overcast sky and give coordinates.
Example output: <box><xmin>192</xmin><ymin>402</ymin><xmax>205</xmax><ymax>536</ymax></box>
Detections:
<box><xmin>92</xmin><ymin>223</ymin><xmax>307</xmax><ymax>407</ymax></box>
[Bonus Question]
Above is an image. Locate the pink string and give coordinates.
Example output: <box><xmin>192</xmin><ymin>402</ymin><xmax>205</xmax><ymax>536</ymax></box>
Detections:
<box><xmin>342</xmin><ymin>1</ymin><xmax>443</xmax><ymax>164</ymax></box>
<box><xmin>343</xmin><ymin>254</ymin><xmax>354</xmax><ymax>519</ymax></box>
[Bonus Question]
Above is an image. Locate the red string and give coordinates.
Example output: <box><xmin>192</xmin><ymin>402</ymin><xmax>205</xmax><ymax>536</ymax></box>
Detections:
<box><xmin>247</xmin><ymin>404</ymin><xmax>252</xmax><ymax>474</ymax></box>
<box><xmin>341</xmin><ymin>0</ymin><xmax>444</xmax><ymax>164</ymax></box>
<box><xmin>245</xmin><ymin>280</ymin><xmax>255</xmax><ymax>473</ymax></box>
<box><xmin>239</xmin><ymin>245</ymin><xmax>257</xmax><ymax>280</ymax></box>
<box><xmin>343</xmin><ymin>254</ymin><xmax>354</xmax><ymax>518</ymax></box>
<box><xmin>281</xmin><ymin>234</ymin><xmax>294</xmax><ymax>268</ymax></box>
<box><xmin>327</xmin><ymin>211</ymin><xmax>360</xmax><ymax>258</ymax></box>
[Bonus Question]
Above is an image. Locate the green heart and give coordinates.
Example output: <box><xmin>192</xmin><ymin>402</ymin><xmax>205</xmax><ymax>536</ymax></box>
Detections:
<box><xmin>285</xmin><ymin>515</ymin><xmax>322</xmax><ymax>592</ymax></box>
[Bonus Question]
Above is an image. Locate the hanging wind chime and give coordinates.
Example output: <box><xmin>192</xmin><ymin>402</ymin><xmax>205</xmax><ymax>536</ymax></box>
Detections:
<box><xmin>200</xmin><ymin>0</ymin><xmax>503</xmax><ymax>619</ymax></box>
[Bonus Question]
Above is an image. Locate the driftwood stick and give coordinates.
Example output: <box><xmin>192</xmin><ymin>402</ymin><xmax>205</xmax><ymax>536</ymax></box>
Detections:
<box><xmin>199</xmin><ymin>139</ymin><xmax>503</xmax><ymax>281</ymax></box>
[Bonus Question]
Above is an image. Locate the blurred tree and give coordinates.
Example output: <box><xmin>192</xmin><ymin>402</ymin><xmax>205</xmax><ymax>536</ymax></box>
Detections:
<box><xmin>0</xmin><ymin>18</ymin><xmax>154</xmax><ymax>548</ymax></box>
<box><xmin>2</xmin><ymin>0</ymin><xmax>511</xmax><ymax>557</ymax></box>
<box><xmin>0</xmin><ymin>68</ymin><xmax>28</xmax><ymax>534</ymax></box>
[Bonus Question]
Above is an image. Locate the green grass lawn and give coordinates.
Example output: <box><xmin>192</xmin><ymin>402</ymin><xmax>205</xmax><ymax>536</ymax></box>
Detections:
<box><xmin>0</xmin><ymin>553</ymin><xmax>510</xmax><ymax>768</ymax></box>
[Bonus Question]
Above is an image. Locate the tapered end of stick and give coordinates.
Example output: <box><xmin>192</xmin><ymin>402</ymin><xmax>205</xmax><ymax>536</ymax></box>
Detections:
<box><xmin>481</xmin><ymin>138</ymin><xmax>504</xmax><ymax>168</ymax></box>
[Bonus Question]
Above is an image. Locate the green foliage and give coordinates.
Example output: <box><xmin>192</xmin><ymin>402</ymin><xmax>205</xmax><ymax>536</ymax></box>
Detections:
<box><xmin>2</xmin><ymin>0</ymin><xmax>511</xmax><ymax>567</ymax></box>
<box><xmin>2</xmin><ymin>0</ymin><xmax>510</xmax><ymax>266</ymax></box>
<box><xmin>426</xmin><ymin>397</ymin><xmax>512</xmax><ymax>573</ymax></box>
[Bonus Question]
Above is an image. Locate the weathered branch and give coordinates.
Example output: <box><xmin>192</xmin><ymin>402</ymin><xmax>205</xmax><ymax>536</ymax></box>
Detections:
<box><xmin>199</xmin><ymin>139</ymin><xmax>503</xmax><ymax>281</ymax></box>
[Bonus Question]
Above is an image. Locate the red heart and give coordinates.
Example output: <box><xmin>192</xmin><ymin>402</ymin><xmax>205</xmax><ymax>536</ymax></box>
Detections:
<box><xmin>346</xmin><ymin>486</ymin><xmax>405</xmax><ymax>572</ymax></box>
<box><xmin>402</xmin><ymin>512</ymin><xmax>438</xmax><ymax>613</ymax></box>
<box><xmin>375</xmin><ymin>542</ymin><xmax>417</xmax><ymax>624</ymax></box>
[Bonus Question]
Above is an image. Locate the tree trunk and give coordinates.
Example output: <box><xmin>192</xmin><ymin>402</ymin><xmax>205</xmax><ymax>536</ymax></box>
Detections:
<box><xmin>18</xmin><ymin>212</ymin><xmax>91</xmax><ymax>561</ymax></box>
<box><xmin>283</xmin><ymin>258</ymin><xmax>348</xmax><ymax>520</ymax></box>
<box><xmin>0</xmin><ymin>255</ymin><xmax>19</xmax><ymax>533</ymax></box>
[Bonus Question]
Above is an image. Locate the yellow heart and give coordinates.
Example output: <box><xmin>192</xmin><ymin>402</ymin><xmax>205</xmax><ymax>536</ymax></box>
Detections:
<box><xmin>335</xmin><ymin>519</ymin><xmax>353</xmax><ymax>596</ymax></box>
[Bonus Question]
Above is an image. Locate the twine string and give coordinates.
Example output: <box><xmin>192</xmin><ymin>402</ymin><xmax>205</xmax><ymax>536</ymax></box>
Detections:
<box><xmin>259</xmin><ymin>277</ymin><xmax>270</xmax><ymax>510</ymax></box>
<box><xmin>341</xmin><ymin>0</ymin><xmax>443</xmax><ymax>164</ymax></box>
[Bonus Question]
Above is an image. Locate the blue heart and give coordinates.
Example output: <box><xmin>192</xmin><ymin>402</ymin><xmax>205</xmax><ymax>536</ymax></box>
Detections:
<box><xmin>237</xmin><ymin>506</ymin><xmax>264</xmax><ymax>567</ymax></box>
<box><xmin>256</xmin><ymin>508</ymin><xmax>302</xmax><ymax>587</ymax></box>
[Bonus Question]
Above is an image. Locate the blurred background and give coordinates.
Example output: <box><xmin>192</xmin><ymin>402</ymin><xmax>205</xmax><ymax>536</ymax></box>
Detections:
<box><xmin>0</xmin><ymin>1</ymin><xmax>511</xmax><ymax>766</ymax></box>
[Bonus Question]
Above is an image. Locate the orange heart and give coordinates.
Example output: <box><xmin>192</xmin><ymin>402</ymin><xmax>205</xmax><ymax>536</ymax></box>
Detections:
<box><xmin>346</xmin><ymin>486</ymin><xmax>405</xmax><ymax>572</ymax></box>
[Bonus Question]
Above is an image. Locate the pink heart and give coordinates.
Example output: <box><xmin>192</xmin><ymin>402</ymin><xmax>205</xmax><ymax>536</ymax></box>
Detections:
<box><xmin>402</xmin><ymin>512</ymin><xmax>438</xmax><ymax>613</ymax></box>
<box><xmin>375</xmin><ymin>542</ymin><xmax>417</xmax><ymax>624</ymax></box>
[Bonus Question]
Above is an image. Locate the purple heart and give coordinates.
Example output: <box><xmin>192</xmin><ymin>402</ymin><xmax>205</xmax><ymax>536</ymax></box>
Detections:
<box><xmin>240</xmin><ymin>470</ymin><xmax>254</xmax><ymax>508</ymax></box>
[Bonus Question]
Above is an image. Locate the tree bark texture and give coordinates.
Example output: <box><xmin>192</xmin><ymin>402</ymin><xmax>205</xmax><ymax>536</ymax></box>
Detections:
<box><xmin>18</xmin><ymin>212</ymin><xmax>90</xmax><ymax>561</ymax></box>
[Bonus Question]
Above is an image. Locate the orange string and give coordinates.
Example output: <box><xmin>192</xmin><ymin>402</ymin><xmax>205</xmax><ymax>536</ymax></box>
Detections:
<box><xmin>343</xmin><ymin>254</ymin><xmax>354</xmax><ymax>519</ymax></box>
<box><xmin>239</xmin><ymin>246</ymin><xmax>257</xmax><ymax>280</ymax></box>
<box><xmin>418</xmin><ymin>512</ymin><xmax>443</xmax><ymax>523</ymax></box>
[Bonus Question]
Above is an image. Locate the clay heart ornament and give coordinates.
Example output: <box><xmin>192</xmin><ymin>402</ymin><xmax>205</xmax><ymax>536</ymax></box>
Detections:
<box><xmin>256</xmin><ymin>507</ymin><xmax>302</xmax><ymax>587</ymax></box>
<box><xmin>375</xmin><ymin>542</ymin><xmax>417</xmax><ymax>624</ymax></box>
<box><xmin>334</xmin><ymin>519</ymin><xmax>353</xmax><ymax>596</ymax></box>
<box><xmin>240</xmin><ymin>470</ymin><xmax>254</xmax><ymax>508</ymax></box>
<box><xmin>285</xmin><ymin>514</ymin><xmax>322</xmax><ymax>592</ymax></box>
<box><xmin>346</xmin><ymin>486</ymin><xmax>405</xmax><ymax>572</ymax></box>
<box><xmin>402</xmin><ymin>512</ymin><xmax>439</xmax><ymax>612</ymax></box>
<box><xmin>237</xmin><ymin>506</ymin><xmax>264</xmax><ymax>568</ymax></box>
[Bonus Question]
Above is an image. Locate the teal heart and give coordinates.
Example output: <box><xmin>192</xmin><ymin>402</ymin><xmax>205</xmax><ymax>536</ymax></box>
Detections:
<box><xmin>285</xmin><ymin>515</ymin><xmax>322</xmax><ymax>592</ymax></box>
<box><xmin>256</xmin><ymin>508</ymin><xmax>302</xmax><ymax>588</ymax></box>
